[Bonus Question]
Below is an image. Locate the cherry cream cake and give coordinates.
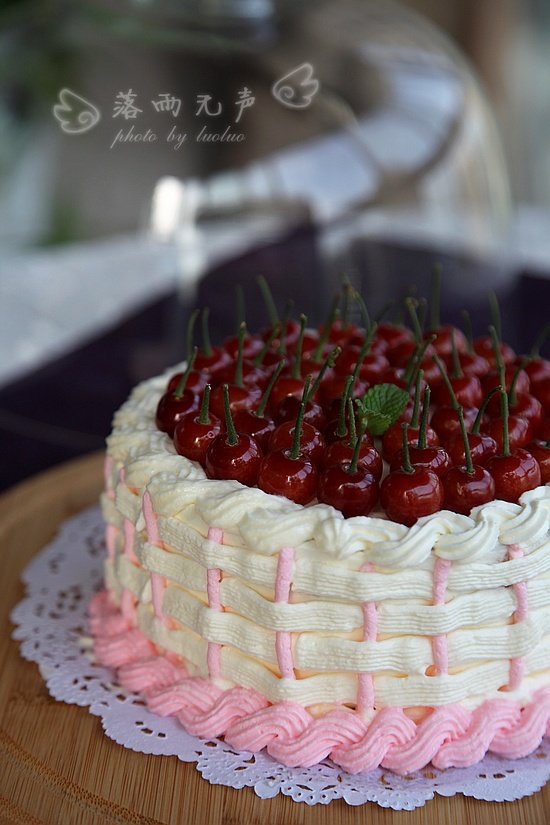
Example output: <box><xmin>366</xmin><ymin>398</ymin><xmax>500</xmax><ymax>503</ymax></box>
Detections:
<box><xmin>91</xmin><ymin>302</ymin><xmax>550</xmax><ymax>774</ymax></box>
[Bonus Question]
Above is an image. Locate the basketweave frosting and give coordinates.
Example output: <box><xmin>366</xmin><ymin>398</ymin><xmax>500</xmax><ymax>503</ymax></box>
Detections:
<box><xmin>100</xmin><ymin>368</ymin><xmax>550</xmax><ymax>719</ymax></box>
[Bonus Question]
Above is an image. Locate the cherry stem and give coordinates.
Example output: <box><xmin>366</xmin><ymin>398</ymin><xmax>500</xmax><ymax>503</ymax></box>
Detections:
<box><xmin>351</xmin><ymin>323</ymin><xmax>377</xmax><ymax>385</ymax></box>
<box><xmin>201</xmin><ymin>308</ymin><xmax>213</xmax><ymax>358</ymax></box>
<box><xmin>433</xmin><ymin>354</ymin><xmax>460</xmax><ymax>411</ymax></box>
<box><xmin>450</xmin><ymin>328</ymin><xmax>463</xmax><ymax>379</ymax></box>
<box><xmin>461</xmin><ymin>309</ymin><xmax>474</xmax><ymax>354</ymax></box>
<box><xmin>289</xmin><ymin>376</ymin><xmax>312</xmax><ymax>461</ymax></box>
<box><xmin>257</xmin><ymin>275</ymin><xmax>279</xmax><ymax>327</ymax></box>
<box><xmin>405</xmin><ymin>334</ymin><xmax>436</xmax><ymax>391</ymax></box>
<box><xmin>337</xmin><ymin>376</ymin><xmax>354</xmax><ymax>439</ymax></box>
<box><xmin>256</xmin><ymin>360</ymin><xmax>284</xmax><ymax>418</ymax></box>
<box><xmin>234</xmin><ymin>322</ymin><xmax>246</xmax><ymax>388</ymax></box>
<box><xmin>457</xmin><ymin>406</ymin><xmax>474</xmax><ymax>474</ymax></box>
<box><xmin>530</xmin><ymin>324</ymin><xmax>550</xmax><ymax>358</ymax></box>
<box><xmin>410</xmin><ymin>369</ymin><xmax>424</xmax><ymax>430</ymax></box>
<box><xmin>508</xmin><ymin>357</ymin><xmax>530</xmax><ymax>407</ymax></box>
<box><xmin>292</xmin><ymin>314</ymin><xmax>307</xmax><ymax>380</ymax></box>
<box><xmin>471</xmin><ymin>386</ymin><xmax>501</xmax><ymax>435</ymax></box>
<box><xmin>235</xmin><ymin>284</ymin><xmax>245</xmax><ymax>326</ymax></box>
<box><xmin>222</xmin><ymin>384</ymin><xmax>238</xmax><ymax>447</ymax></box>
<box><xmin>341</xmin><ymin>277</ymin><xmax>352</xmax><ymax>328</ymax></box>
<box><xmin>489</xmin><ymin>291</ymin><xmax>502</xmax><ymax>342</ymax></box>
<box><xmin>353</xmin><ymin>288</ymin><xmax>371</xmax><ymax>333</ymax></box>
<box><xmin>489</xmin><ymin>324</ymin><xmax>506</xmax><ymax>390</ymax></box>
<box><xmin>499</xmin><ymin>386</ymin><xmax>511</xmax><ymax>457</ymax></box>
<box><xmin>349</xmin><ymin>411</ymin><xmax>368</xmax><ymax>474</ymax></box>
<box><xmin>198</xmin><ymin>384</ymin><xmax>211</xmax><ymax>425</ymax></box>
<box><xmin>313</xmin><ymin>294</ymin><xmax>340</xmax><ymax>363</ymax></box>
<box><xmin>276</xmin><ymin>299</ymin><xmax>294</xmax><ymax>356</ymax></box>
<box><xmin>308</xmin><ymin>346</ymin><xmax>342</xmax><ymax>401</ymax></box>
<box><xmin>253</xmin><ymin>324</ymin><xmax>281</xmax><ymax>367</ymax></box>
<box><xmin>405</xmin><ymin>297</ymin><xmax>423</xmax><ymax>343</ymax></box>
<box><xmin>347</xmin><ymin>397</ymin><xmax>357</xmax><ymax>448</ymax></box>
<box><xmin>173</xmin><ymin>348</ymin><xmax>198</xmax><ymax>399</ymax></box>
<box><xmin>185</xmin><ymin>309</ymin><xmax>199</xmax><ymax>362</ymax></box>
<box><xmin>418</xmin><ymin>385</ymin><xmax>431</xmax><ymax>450</ymax></box>
<box><xmin>401</xmin><ymin>423</ymin><xmax>414</xmax><ymax>474</ymax></box>
<box><xmin>430</xmin><ymin>263</ymin><xmax>442</xmax><ymax>331</ymax></box>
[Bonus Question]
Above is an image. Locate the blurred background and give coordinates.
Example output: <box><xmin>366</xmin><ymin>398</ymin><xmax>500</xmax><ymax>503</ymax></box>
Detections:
<box><xmin>1</xmin><ymin>0</ymin><xmax>550</xmax><ymax>488</ymax></box>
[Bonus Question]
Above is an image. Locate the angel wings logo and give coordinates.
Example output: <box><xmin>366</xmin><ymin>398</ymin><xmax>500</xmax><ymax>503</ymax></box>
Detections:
<box><xmin>53</xmin><ymin>88</ymin><xmax>101</xmax><ymax>135</ymax></box>
<box><xmin>271</xmin><ymin>63</ymin><xmax>320</xmax><ymax>110</ymax></box>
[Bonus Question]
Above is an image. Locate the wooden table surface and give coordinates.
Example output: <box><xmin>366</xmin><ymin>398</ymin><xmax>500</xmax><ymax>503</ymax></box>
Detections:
<box><xmin>1</xmin><ymin>452</ymin><xmax>549</xmax><ymax>825</ymax></box>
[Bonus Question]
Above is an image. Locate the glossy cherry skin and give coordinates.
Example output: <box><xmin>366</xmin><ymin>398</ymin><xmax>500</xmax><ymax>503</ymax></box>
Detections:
<box><xmin>482</xmin><ymin>415</ymin><xmax>531</xmax><ymax>450</ymax></box>
<box><xmin>445</xmin><ymin>431</ymin><xmax>498</xmax><ymax>467</ymax></box>
<box><xmin>194</xmin><ymin>347</ymin><xmax>231</xmax><ymax>375</ymax></box>
<box><xmin>431</xmin><ymin>374</ymin><xmax>483</xmax><ymax>408</ymax></box>
<box><xmin>269</xmin><ymin>375</ymin><xmax>306</xmax><ymax>414</ymax></box>
<box><xmin>257</xmin><ymin>450</ymin><xmax>318</xmax><ymax>504</ymax></box>
<box><xmin>173</xmin><ymin>412</ymin><xmax>222</xmax><ymax>464</ymax></box>
<box><xmin>532</xmin><ymin>377</ymin><xmax>550</xmax><ymax>414</ymax></box>
<box><xmin>485</xmin><ymin>392</ymin><xmax>543</xmax><ymax>432</ymax></box>
<box><xmin>319</xmin><ymin>374</ymin><xmax>368</xmax><ymax>408</ymax></box>
<box><xmin>381</xmin><ymin>422</ymin><xmax>439</xmax><ymax>462</ymax></box>
<box><xmin>426</xmin><ymin>326</ymin><xmax>468</xmax><ymax>357</ymax></box>
<box><xmin>232</xmin><ymin>409</ymin><xmax>276</xmax><ymax>451</ymax></box>
<box><xmin>386</xmin><ymin>338</ymin><xmax>417</xmax><ymax>368</ymax></box>
<box><xmin>524</xmin><ymin>357</ymin><xmax>550</xmax><ymax>385</ymax></box>
<box><xmin>215</xmin><ymin>359</ymin><xmax>268</xmax><ymax>389</ymax></box>
<box><xmin>430</xmin><ymin>405</ymin><xmax>478</xmax><ymax>444</ymax></box>
<box><xmin>210</xmin><ymin>384</ymin><xmax>262</xmax><ymax>419</ymax></box>
<box><xmin>324</xmin><ymin>418</ymin><xmax>375</xmax><ymax>447</ymax></box>
<box><xmin>443</xmin><ymin>350</ymin><xmax>490</xmax><ymax>378</ymax></box>
<box><xmin>486</xmin><ymin>448</ymin><xmax>541</xmax><ymax>502</ymax></box>
<box><xmin>166</xmin><ymin>369</ymin><xmax>207</xmax><ymax>395</ymax></box>
<box><xmin>536</xmin><ymin>417</ymin><xmax>550</xmax><ymax>440</ymax></box>
<box><xmin>322</xmin><ymin>440</ymin><xmax>383</xmax><ymax>480</ymax></box>
<box><xmin>442</xmin><ymin>465</ymin><xmax>496</xmax><ymax>514</ymax></box>
<box><xmin>380</xmin><ymin>468</ymin><xmax>444</xmax><ymax>526</ymax></box>
<box><xmin>224</xmin><ymin>333</ymin><xmax>263</xmax><ymax>360</ymax></box>
<box><xmin>318</xmin><ymin>465</ymin><xmax>379</xmax><ymax>518</ymax></box>
<box><xmin>481</xmin><ymin>366</ymin><xmax>530</xmax><ymax>397</ymax></box>
<box><xmin>268</xmin><ymin>421</ymin><xmax>325</xmax><ymax>465</ymax></box>
<box><xmin>276</xmin><ymin>395</ymin><xmax>327</xmax><ymax>431</ymax></box>
<box><xmin>156</xmin><ymin>390</ymin><xmax>198</xmax><ymax>437</ymax></box>
<box><xmin>474</xmin><ymin>336</ymin><xmax>516</xmax><ymax>367</ymax></box>
<box><xmin>205</xmin><ymin>432</ymin><xmax>263</xmax><ymax>486</ymax></box>
<box><xmin>375</xmin><ymin>322</ymin><xmax>414</xmax><ymax>351</ymax></box>
<box><xmin>527</xmin><ymin>440</ymin><xmax>550</xmax><ymax>483</ymax></box>
<box><xmin>389</xmin><ymin>445</ymin><xmax>451</xmax><ymax>478</ymax></box>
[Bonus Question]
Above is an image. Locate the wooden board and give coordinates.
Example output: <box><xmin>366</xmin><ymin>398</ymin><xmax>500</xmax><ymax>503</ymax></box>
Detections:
<box><xmin>1</xmin><ymin>452</ymin><xmax>549</xmax><ymax>825</ymax></box>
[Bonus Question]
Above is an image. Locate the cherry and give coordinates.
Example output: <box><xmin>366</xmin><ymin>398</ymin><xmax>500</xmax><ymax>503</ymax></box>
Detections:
<box><xmin>382</xmin><ymin>419</ymin><xmax>438</xmax><ymax>462</ymax></box>
<box><xmin>318</xmin><ymin>416</ymin><xmax>379</xmax><ymax>517</ymax></box>
<box><xmin>322</xmin><ymin>396</ymin><xmax>382</xmax><ymax>479</ymax></box>
<box><xmin>482</xmin><ymin>414</ymin><xmax>531</xmax><ymax>450</ymax></box>
<box><xmin>482</xmin><ymin>366</ymin><xmax>530</xmax><ymax>397</ymax></box>
<box><xmin>258</xmin><ymin>377</ymin><xmax>319</xmax><ymax>504</ymax></box>
<box><xmin>205</xmin><ymin>385</ymin><xmax>262</xmax><ymax>486</ymax></box>
<box><xmin>522</xmin><ymin>324</ymin><xmax>550</xmax><ymax>384</ymax></box>
<box><xmin>166</xmin><ymin>368</ymin><xmax>206</xmax><ymax>395</ymax></box>
<box><xmin>536</xmin><ymin>417</ymin><xmax>550</xmax><ymax>440</ymax></box>
<box><xmin>173</xmin><ymin>384</ymin><xmax>221</xmax><ymax>464</ymax></box>
<box><xmin>446</xmin><ymin>431</ymin><xmax>497</xmax><ymax>467</ymax></box>
<box><xmin>268</xmin><ymin>419</ymin><xmax>325</xmax><ymax>466</ymax></box>
<box><xmin>210</xmin><ymin>323</ymin><xmax>262</xmax><ymax>417</ymax></box>
<box><xmin>486</xmin><ymin>389</ymin><xmax>541</xmax><ymax>502</ymax></box>
<box><xmin>232</xmin><ymin>361</ymin><xmax>284</xmax><ymax>450</ymax></box>
<box><xmin>449</xmin><ymin>350</ymin><xmax>491</xmax><ymax>378</ymax></box>
<box><xmin>532</xmin><ymin>377</ymin><xmax>550</xmax><ymax>415</ymax></box>
<box><xmin>441</xmin><ymin>406</ymin><xmax>495</xmax><ymax>514</ymax></box>
<box><xmin>526</xmin><ymin>440</ymin><xmax>550</xmax><ymax>484</ymax></box>
<box><xmin>389</xmin><ymin>385</ymin><xmax>450</xmax><ymax>477</ymax></box>
<box><xmin>424</xmin><ymin>265</ymin><xmax>468</xmax><ymax>357</ymax></box>
<box><xmin>430</xmin><ymin>405</ymin><xmax>478</xmax><ymax>444</ymax></box>
<box><xmin>432</xmin><ymin>332</ymin><xmax>482</xmax><ymax>407</ymax></box>
<box><xmin>276</xmin><ymin>394</ymin><xmax>326</xmax><ymax>431</ymax></box>
<box><xmin>380</xmin><ymin>424</ymin><xmax>444</xmax><ymax>526</ymax></box>
<box><xmin>375</xmin><ymin>321</ymin><xmax>414</xmax><ymax>351</ymax></box>
<box><xmin>323</xmin><ymin>375</ymin><xmax>355</xmax><ymax>444</ymax></box>
<box><xmin>194</xmin><ymin>308</ymin><xmax>231</xmax><ymax>374</ymax></box>
<box><xmin>156</xmin><ymin>349</ymin><xmax>199</xmax><ymax>436</ymax></box>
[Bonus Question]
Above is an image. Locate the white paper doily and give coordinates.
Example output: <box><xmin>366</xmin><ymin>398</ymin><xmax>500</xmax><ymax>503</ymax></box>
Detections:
<box><xmin>10</xmin><ymin>505</ymin><xmax>550</xmax><ymax>810</ymax></box>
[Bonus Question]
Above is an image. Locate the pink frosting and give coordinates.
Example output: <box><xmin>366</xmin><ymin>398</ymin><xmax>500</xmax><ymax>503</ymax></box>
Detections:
<box><xmin>89</xmin><ymin>589</ymin><xmax>550</xmax><ymax>775</ymax></box>
<box><xmin>206</xmin><ymin>526</ymin><xmax>224</xmax><ymax>679</ymax></box>
<box><xmin>508</xmin><ymin>544</ymin><xmax>528</xmax><ymax>691</ymax></box>
<box><xmin>431</xmin><ymin>557</ymin><xmax>451</xmax><ymax>676</ymax></box>
<box><xmin>357</xmin><ymin>562</ymin><xmax>377</xmax><ymax>714</ymax></box>
<box><xmin>274</xmin><ymin>547</ymin><xmax>295</xmax><ymax>680</ymax></box>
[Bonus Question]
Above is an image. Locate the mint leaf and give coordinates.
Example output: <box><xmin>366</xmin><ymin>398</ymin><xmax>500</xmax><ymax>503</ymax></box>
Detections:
<box><xmin>356</xmin><ymin>383</ymin><xmax>409</xmax><ymax>436</ymax></box>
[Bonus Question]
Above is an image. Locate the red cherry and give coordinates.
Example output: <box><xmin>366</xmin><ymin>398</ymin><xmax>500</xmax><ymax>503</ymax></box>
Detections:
<box><xmin>532</xmin><ymin>377</ymin><xmax>550</xmax><ymax>414</ymax></box>
<box><xmin>204</xmin><ymin>385</ymin><xmax>262</xmax><ymax>486</ymax></box>
<box><xmin>232</xmin><ymin>409</ymin><xmax>275</xmax><ymax>451</ymax></box>
<box><xmin>276</xmin><ymin>395</ymin><xmax>327</xmax><ymax>431</ymax></box>
<box><xmin>389</xmin><ymin>445</ymin><xmax>450</xmax><ymax>477</ymax></box>
<box><xmin>173</xmin><ymin>385</ymin><xmax>221</xmax><ymax>464</ymax></box>
<box><xmin>215</xmin><ymin>358</ymin><xmax>268</xmax><ymax>389</ymax></box>
<box><xmin>210</xmin><ymin>383</ymin><xmax>261</xmax><ymax>419</ymax></box>
<box><xmin>156</xmin><ymin>389</ymin><xmax>198</xmax><ymax>437</ymax></box>
<box><xmin>322</xmin><ymin>440</ymin><xmax>383</xmax><ymax>479</ymax></box>
<box><xmin>474</xmin><ymin>336</ymin><xmax>515</xmax><ymax>367</ymax></box>
<box><xmin>430</xmin><ymin>405</ymin><xmax>478</xmax><ymax>444</ymax></box>
<box><xmin>166</xmin><ymin>369</ymin><xmax>207</xmax><ymax>395</ymax></box>
<box><xmin>482</xmin><ymin>366</ymin><xmax>530</xmax><ymax>397</ymax></box>
<box><xmin>524</xmin><ymin>357</ymin><xmax>550</xmax><ymax>385</ymax></box>
<box><xmin>194</xmin><ymin>308</ymin><xmax>231</xmax><ymax>374</ymax></box>
<box><xmin>375</xmin><ymin>322</ymin><xmax>414</xmax><ymax>351</ymax></box>
<box><xmin>426</xmin><ymin>326</ymin><xmax>468</xmax><ymax>357</ymax></box>
<box><xmin>448</xmin><ymin>350</ymin><xmax>491</xmax><ymax>378</ymax></box>
<box><xmin>482</xmin><ymin>415</ymin><xmax>531</xmax><ymax>450</ymax></box>
<box><xmin>443</xmin><ymin>465</ymin><xmax>496</xmax><ymax>514</ymax></box>
<box><xmin>487</xmin><ymin>449</ymin><xmax>541</xmax><ymax>502</ymax></box>
<box><xmin>269</xmin><ymin>375</ymin><xmax>305</xmax><ymax>414</ymax></box>
<box><xmin>318</xmin><ymin>465</ymin><xmax>378</xmax><ymax>517</ymax></box>
<box><xmin>485</xmin><ymin>392</ymin><xmax>543</xmax><ymax>431</ymax></box>
<box><xmin>446</xmin><ymin>431</ymin><xmax>497</xmax><ymax>467</ymax></box>
<box><xmin>380</xmin><ymin>466</ymin><xmax>443</xmax><ymax>526</ymax></box>
<box><xmin>382</xmin><ymin>422</ymin><xmax>439</xmax><ymax>462</ymax></box>
<box><xmin>386</xmin><ymin>338</ymin><xmax>417</xmax><ymax>368</ymax></box>
<box><xmin>526</xmin><ymin>440</ymin><xmax>550</xmax><ymax>483</ymax></box>
<box><xmin>320</xmin><ymin>373</ymin><xmax>368</xmax><ymax>408</ymax></box>
<box><xmin>432</xmin><ymin>374</ymin><xmax>483</xmax><ymax>408</ymax></box>
<box><xmin>224</xmin><ymin>333</ymin><xmax>262</xmax><ymax>360</ymax></box>
<box><xmin>268</xmin><ymin>420</ymin><xmax>325</xmax><ymax>465</ymax></box>
<box><xmin>536</xmin><ymin>417</ymin><xmax>550</xmax><ymax>440</ymax></box>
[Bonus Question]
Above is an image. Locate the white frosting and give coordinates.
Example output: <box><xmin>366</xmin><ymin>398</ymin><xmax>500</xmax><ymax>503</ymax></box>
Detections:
<box><xmin>102</xmin><ymin>367</ymin><xmax>550</xmax><ymax>711</ymax></box>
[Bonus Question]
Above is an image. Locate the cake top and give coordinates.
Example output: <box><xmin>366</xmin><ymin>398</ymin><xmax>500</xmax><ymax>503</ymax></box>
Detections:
<box><xmin>149</xmin><ymin>276</ymin><xmax>549</xmax><ymax>526</ymax></box>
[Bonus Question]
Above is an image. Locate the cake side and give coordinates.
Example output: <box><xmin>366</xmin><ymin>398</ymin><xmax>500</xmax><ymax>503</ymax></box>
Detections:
<box><xmin>91</xmin><ymin>371</ymin><xmax>550</xmax><ymax>773</ymax></box>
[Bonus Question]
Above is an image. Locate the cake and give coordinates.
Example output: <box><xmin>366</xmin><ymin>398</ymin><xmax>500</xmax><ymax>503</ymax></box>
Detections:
<box><xmin>91</xmin><ymin>293</ymin><xmax>550</xmax><ymax>775</ymax></box>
